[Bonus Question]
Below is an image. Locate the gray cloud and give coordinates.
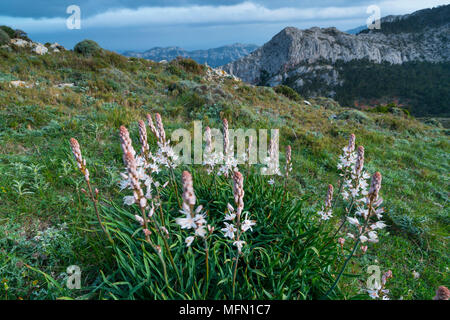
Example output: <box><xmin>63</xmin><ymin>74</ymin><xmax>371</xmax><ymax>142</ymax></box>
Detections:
<box><xmin>0</xmin><ymin>0</ymin><xmax>388</xmax><ymax>18</ymax></box>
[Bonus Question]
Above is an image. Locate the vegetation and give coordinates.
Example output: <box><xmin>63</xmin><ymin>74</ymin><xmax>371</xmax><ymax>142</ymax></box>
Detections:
<box><xmin>334</xmin><ymin>60</ymin><xmax>450</xmax><ymax>117</ymax></box>
<box><xmin>0</xmin><ymin>29</ymin><xmax>10</xmax><ymax>45</ymax></box>
<box><xmin>0</xmin><ymin>37</ymin><xmax>448</xmax><ymax>300</ymax></box>
<box><xmin>74</xmin><ymin>39</ymin><xmax>102</xmax><ymax>57</ymax></box>
<box><xmin>359</xmin><ymin>5</ymin><xmax>450</xmax><ymax>35</ymax></box>
<box><xmin>367</xmin><ymin>103</ymin><xmax>410</xmax><ymax>116</ymax></box>
<box><xmin>274</xmin><ymin>85</ymin><xmax>302</xmax><ymax>102</ymax></box>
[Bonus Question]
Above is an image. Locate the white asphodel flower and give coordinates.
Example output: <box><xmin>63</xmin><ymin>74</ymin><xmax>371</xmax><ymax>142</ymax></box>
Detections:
<box><xmin>371</xmin><ymin>221</ymin><xmax>387</xmax><ymax>230</ymax></box>
<box><xmin>224</xmin><ymin>212</ymin><xmax>236</xmax><ymax>221</ymax></box>
<box><xmin>318</xmin><ymin>209</ymin><xmax>332</xmax><ymax>220</ymax></box>
<box><xmin>356</xmin><ymin>207</ymin><xmax>369</xmax><ymax>218</ymax></box>
<box><xmin>367</xmin><ymin>289</ymin><xmax>380</xmax><ymax>299</ymax></box>
<box><xmin>193</xmin><ymin>213</ymin><xmax>207</xmax><ymax>226</ymax></box>
<box><xmin>221</xmin><ymin>222</ymin><xmax>237</xmax><ymax>239</ymax></box>
<box><xmin>119</xmin><ymin>177</ymin><xmax>130</xmax><ymax>190</ymax></box>
<box><xmin>359</xmin><ymin>235</ymin><xmax>368</xmax><ymax>243</ymax></box>
<box><xmin>185</xmin><ymin>236</ymin><xmax>194</xmax><ymax>247</ymax></box>
<box><xmin>268</xmin><ymin>178</ymin><xmax>275</xmax><ymax>185</ymax></box>
<box><xmin>367</xmin><ymin>231</ymin><xmax>378</xmax><ymax>243</ymax></box>
<box><xmin>176</xmin><ymin>215</ymin><xmax>197</xmax><ymax>229</ymax></box>
<box><xmin>123</xmin><ymin>195</ymin><xmax>135</xmax><ymax>206</ymax></box>
<box><xmin>195</xmin><ymin>226</ymin><xmax>207</xmax><ymax>238</ymax></box>
<box><xmin>233</xmin><ymin>240</ymin><xmax>246</xmax><ymax>253</ymax></box>
<box><xmin>134</xmin><ymin>214</ymin><xmax>144</xmax><ymax>226</ymax></box>
<box><xmin>347</xmin><ymin>216</ymin><xmax>360</xmax><ymax>226</ymax></box>
<box><xmin>241</xmin><ymin>216</ymin><xmax>256</xmax><ymax>232</ymax></box>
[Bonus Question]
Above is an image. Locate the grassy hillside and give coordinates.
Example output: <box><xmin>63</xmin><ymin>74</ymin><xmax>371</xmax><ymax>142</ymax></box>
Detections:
<box><xmin>0</xmin><ymin>41</ymin><xmax>448</xmax><ymax>299</ymax></box>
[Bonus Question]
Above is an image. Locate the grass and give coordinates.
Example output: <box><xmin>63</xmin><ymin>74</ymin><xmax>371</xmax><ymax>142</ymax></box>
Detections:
<box><xmin>0</xmin><ymin>43</ymin><xmax>448</xmax><ymax>300</ymax></box>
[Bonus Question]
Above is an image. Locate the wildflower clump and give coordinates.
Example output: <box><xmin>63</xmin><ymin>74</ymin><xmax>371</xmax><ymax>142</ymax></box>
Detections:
<box><xmin>69</xmin><ymin>116</ymin><xmax>387</xmax><ymax>300</ymax></box>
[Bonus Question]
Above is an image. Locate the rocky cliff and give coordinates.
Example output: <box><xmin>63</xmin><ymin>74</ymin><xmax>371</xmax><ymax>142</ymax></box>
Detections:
<box><xmin>221</xmin><ymin>5</ymin><xmax>450</xmax><ymax>116</ymax></box>
<box><xmin>222</xmin><ymin>23</ymin><xmax>449</xmax><ymax>86</ymax></box>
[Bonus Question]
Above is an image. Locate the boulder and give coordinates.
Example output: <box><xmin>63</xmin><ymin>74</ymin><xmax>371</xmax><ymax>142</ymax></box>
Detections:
<box><xmin>32</xmin><ymin>43</ymin><xmax>48</xmax><ymax>55</ymax></box>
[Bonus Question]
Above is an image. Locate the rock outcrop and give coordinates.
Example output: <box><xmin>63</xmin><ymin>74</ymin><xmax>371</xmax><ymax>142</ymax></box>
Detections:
<box><xmin>222</xmin><ymin>23</ymin><xmax>450</xmax><ymax>86</ymax></box>
<box><xmin>223</xmin><ymin>5</ymin><xmax>450</xmax><ymax>90</ymax></box>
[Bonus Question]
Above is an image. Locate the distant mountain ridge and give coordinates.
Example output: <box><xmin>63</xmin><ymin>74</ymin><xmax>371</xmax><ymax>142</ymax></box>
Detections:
<box><xmin>123</xmin><ymin>43</ymin><xmax>259</xmax><ymax>67</ymax></box>
<box><xmin>222</xmin><ymin>5</ymin><xmax>450</xmax><ymax>116</ymax></box>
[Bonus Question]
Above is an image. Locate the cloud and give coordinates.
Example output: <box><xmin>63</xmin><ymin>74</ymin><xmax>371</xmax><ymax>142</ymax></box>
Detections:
<box><xmin>3</xmin><ymin>0</ymin><xmax>448</xmax><ymax>33</ymax></box>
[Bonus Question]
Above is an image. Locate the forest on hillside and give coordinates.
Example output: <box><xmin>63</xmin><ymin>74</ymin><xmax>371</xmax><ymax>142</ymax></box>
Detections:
<box><xmin>334</xmin><ymin>60</ymin><xmax>450</xmax><ymax>116</ymax></box>
<box><xmin>359</xmin><ymin>5</ymin><xmax>450</xmax><ymax>35</ymax></box>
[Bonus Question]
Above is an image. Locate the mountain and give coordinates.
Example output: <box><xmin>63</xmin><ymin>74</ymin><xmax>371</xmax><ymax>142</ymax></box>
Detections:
<box><xmin>345</xmin><ymin>25</ymin><xmax>366</xmax><ymax>34</ymax></box>
<box><xmin>223</xmin><ymin>5</ymin><xmax>450</xmax><ymax>116</ymax></box>
<box><xmin>123</xmin><ymin>43</ymin><xmax>259</xmax><ymax>67</ymax></box>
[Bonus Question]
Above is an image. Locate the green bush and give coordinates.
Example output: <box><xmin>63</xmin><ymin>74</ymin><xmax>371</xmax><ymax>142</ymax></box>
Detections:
<box><xmin>274</xmin><ymin>85</ymin><xmax>302</xmax><ymax>102</ymax></box>
<box><xmin>0</xmin><ymin>29</ymin><xmax>10</xmax><ymax>45</ymax></box>
<box><xmin>74</xmin><ymin>39</ymin><xmax>102</xmax><ymax>57</ymax></box>
<box><xmin>0</xmin><ymin>25</ymin><xmax>15</xmax><ymax>38</ymax></box>
<box><xmin>336</xmin><ymin>109</ymin><xmax>373</xmax><ymax>124</ymax></box>
<box><xmin>173</xmin><ymin>58</ymin><xmax>204</xmax><ymax>74</ymax></box>
<box><xmin>13</xmin><ymin>29</ymin><xmax>30</xmax><ymax>41</ymax></box>
<box><xmin>368</xmin><ymin>103</ymin><xmax>410</xmax><ymax>117</ymax></box>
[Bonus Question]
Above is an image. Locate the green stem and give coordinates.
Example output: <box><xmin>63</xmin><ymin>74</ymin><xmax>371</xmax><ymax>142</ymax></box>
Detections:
<box><xmin>169</xmin><ymin>168</ymin><xmax>182</xmax><ymax>208</ymax></box>
<box><xmin>232</xmin><ymin>211</ymin><xmax>242</xmax><ymax>298</ymax></box>
<box><xmin>204</xmin><ymin>238</ymin><xmax>210</xmax><ymax>298</ymax></box>
<box><xmin>321</xmin><ymin>201</ymin><xmax>372</xmax><ymax>299</ymax></box>
<box><xmin>86</xmin><ymin>181</ymin><xmax>113</xmax><ymax>244</ymax></box>
<box><xmin>151</xmin><ymin>215</ymin><xmax>181</xmax><ymax>285</ymax></box>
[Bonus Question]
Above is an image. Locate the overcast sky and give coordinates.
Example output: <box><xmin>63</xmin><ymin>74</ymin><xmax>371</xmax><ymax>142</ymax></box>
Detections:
<box><xmin>1</xmin><ymin>0</ymin><xmax>448</xmax><ymax>52</ymax></box>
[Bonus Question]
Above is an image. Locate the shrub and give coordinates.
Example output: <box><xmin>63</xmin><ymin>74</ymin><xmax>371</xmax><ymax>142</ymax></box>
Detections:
<box><xmin>336</xmin><ymin>109</ymin><xmax>373</xmax><ymax>124</ymax></box>
<box><xmin>423</xmin><ymin>118</ymin><xmax>443</xmax><ymax>128</ymax></box>
<box><xmin>0</xmin><ymin>29</ymin><xmax>10</xmax><ymax>45</ymax></box>
<box><xmin>74</xmin><ymin>39</ymin><xmax>102</xmax><ymax>57</ymax></box>
<box><xmin>13</xmin><ymin>29</ymin><xmax>30</xmax><ymax>41</ymax></box>
<box><xmin>173</xmin><ymin>57</ymin><xmax>204</xmax><ymax>75</ymax></box>
<box><xmin>0</xmin><ymin>25</ymin><xmax>15</xmax><ymax>38</ymax></box>
<box><xmin>368</xmin><ymin>103</ymin><xmax>410</xmax><ymax>117</ymax></box>
<box><xmin>274</xmin><ymin>85</ymin><xmax>302</xmax><ymax>102</ymax></box>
